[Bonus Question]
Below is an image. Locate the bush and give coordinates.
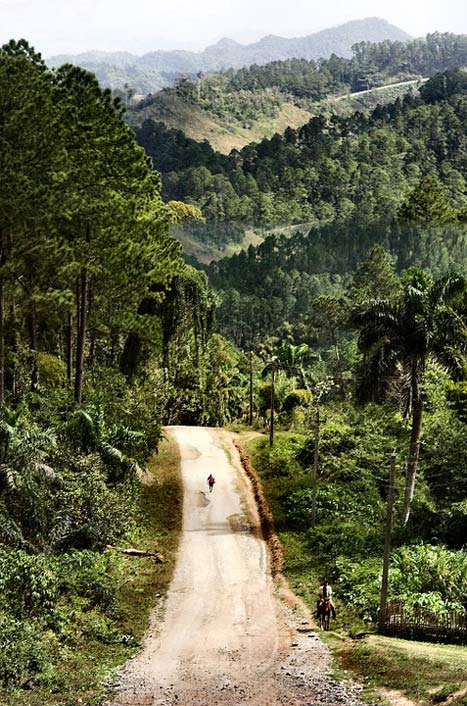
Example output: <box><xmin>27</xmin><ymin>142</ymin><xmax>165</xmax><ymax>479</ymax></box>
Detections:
<box><xmin>0</xmin><ymin>613</ymin><xmax>56</xmax><ymax>689</ymax></box>
<box><xmin>265</xmin><ymin>432</ymin><xmax>305</xmax><ymax>478</ymax></box>
<box><xmin>334</xmin><ymin>543</ymin><xmax>467</xmax><ymax>623</ymax></box>
<box><xmin>283</xmin><ymin>389</ymin><xmax>312</xmax><ymax>412</ymax></box>
<box><xmin>0</xmin><ymin>551</ymin><xmax>60</xmax><ymax>619</ymax></box>
<box><xmin>335</xmin><ymin>556</ymin><xmax>382</xmax><ymax>622</ymax></box>
<box><xmin>390</xmin><ymin>543</ymin><xmax>467</xmax><ymax>611</ymax></box>
<box><xmin>51</xmin><ymin>458</ymin><xmax>138</xmax><ymax>551</ymax></box>
<box><xmin>307</xmin><ymin>518</ymin><xmax>382</xmax><ymax>562</ymax></box>
<box><xmin>37</xmin><ymin>353</ymin><xmax>67</xmax><ymax>389</ymax></box>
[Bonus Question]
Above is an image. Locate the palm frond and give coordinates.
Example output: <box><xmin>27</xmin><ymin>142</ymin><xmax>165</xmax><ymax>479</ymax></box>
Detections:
<box><xmin>352</xmin><ymin>299</ymin><xmax>399</xmax><ymax>327</ymax></box>
<box><xmin>0</xmin><ymin>508</ymin><xmax>24</xmax><ymax>548</ymax></box>
<box><xmin>0</xmin><ymin>464</ymin><xmax>21</xmax><ymax>492</ymax></box>
<box><xmin>355</xmin><ymin>339</ymin><xmax>400</xmax><ymax>404</ymax></box>
<box><xmin>124</xmin><ymin>457</ymin><xmax>146</xmax><ymax>482</ymax></box>
<box><xmin>430</xmin><ymin>274</ymin><xmax>466</xmax><ymax>306</ymax></box>
<box><xmin>99</xmin><ymin>441</ymin><xmax>124</xmax><ymax>465</ymax></box>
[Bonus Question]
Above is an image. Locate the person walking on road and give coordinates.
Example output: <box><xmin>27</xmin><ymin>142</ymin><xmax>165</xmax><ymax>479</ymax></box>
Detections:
<box><xmin>207</xmin><ymin>473</ymin><xmax>216</xmax><ymax>492</ymax></box>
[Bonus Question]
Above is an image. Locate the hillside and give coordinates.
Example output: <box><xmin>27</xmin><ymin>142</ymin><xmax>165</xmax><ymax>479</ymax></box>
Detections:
<box><xmin>126</xmin><ymin>79</ymin><xmax>422</xmax><ymax>153</ymax></box>
<box><xmin>126</xmin><ymin>90</ymin><xmax>312</xmax><ymax>153</ymax></box>
<box><xmin>47</xmin><ymin>17</ymin><xmax>410</xmax><ymax>93</ymax></box>
<box><xmin>7</xmin><ymin>36</ymin><xmax>467</xmax><ymax>706</ymax></box>
<box><xmin>126</xmin><ymin>31</ymin><xmax>467</xmax><ymax>152</ymax></box>
<box><xmin>135</xmin><ymin>69</ymin><xmax>467</xmax><ymax>231</ymax></box>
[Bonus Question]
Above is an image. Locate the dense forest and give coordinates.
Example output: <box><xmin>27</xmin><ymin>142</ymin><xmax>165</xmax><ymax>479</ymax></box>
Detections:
<box><xmin>135</xmin><ymin>67</ymin><xmax>467</xmax><ymax>226</ymax></box>
<box><xmin>131</xmin><ymin>30</ymin><xmax>467</xmax><ymax>117</ymax></box>
<box><xmin>224</xmin><ymin>31</ymin><xmax>467</xmax><ymax>96</ymax></box>
<box><xmin>0</xmin><ymin>39</ymin><xmax>244</xmax><ymax>697</ymax></box>
<box><xmin>208</xmin><ymin>220</ymin><xmax>467</xmax><ymax>346</ymax></box>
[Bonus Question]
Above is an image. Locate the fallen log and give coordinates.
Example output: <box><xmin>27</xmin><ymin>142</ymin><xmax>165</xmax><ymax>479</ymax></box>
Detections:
<box><xmin>106</xmin><ymin>545</ymin><xmax>165</xmax><ymax>562</ymax></box>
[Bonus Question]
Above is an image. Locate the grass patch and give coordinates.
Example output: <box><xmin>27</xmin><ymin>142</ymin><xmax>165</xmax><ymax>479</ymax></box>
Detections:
<box><xmin>333</xmin><ymin>635</ymin><xmax>467</xmax><ymax>705</ymax></box>
<box><xmin>0</xmin><ymin>436</ymin><xmax>183</xmax><ymax>706</ymax></box>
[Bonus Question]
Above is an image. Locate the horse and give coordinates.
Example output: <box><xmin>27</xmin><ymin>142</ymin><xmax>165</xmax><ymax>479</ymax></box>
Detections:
<box><xmin>317</xmin><ymin>597</ymin><xmax>332</xmax><ymax>630</ymax></box>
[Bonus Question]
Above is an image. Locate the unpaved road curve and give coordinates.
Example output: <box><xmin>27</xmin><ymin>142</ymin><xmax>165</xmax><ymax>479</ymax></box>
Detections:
<box><xmin>113</xmin><ymin>426</ymin><xmax>363</xmax><ymax>706</ymax></box>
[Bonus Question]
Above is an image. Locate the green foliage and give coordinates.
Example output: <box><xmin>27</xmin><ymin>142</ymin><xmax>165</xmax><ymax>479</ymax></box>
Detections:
<box><xmin>398</xmin><ymin>175</ymin><xmax>457</xmax><ymax>224</ymax></box>
<box><xmin>335</xmin><ymin>556</ymin><xmax>382</xmax><ymax>621</ymax></box>
<box><xmin>0</xmin><ymin>613</ymin><xmax>56</xmax><ymax>689</ymax></box>
<box><xmin>135</xmin><ymin>69</ymin><xmax>467</xmax><ymax>228</ymax></box>
<box><xmin>283</xmin><ymin>389</ymin><xmax>312</xmax><ymax>413</ymax></box>
<box><xmin>336</xmin><ymin>544</ymin><xmax>467</xmax><ymax>622</ymax></box>
<box><xmin>37</xmin><ymin>353</ymin><xmax>67</xmax><ymax>389</ymax></box>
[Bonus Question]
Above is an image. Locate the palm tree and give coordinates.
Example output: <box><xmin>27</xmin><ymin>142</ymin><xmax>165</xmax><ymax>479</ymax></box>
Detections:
<box><xmin>274</xmin><ymin>342</ymin><xmax>312</xmax><ymax>387</ymax></box>
<box><xmin>353</xmin><ymin>269</ymin><xmax>467</xmax><ymax>526</ymax></box>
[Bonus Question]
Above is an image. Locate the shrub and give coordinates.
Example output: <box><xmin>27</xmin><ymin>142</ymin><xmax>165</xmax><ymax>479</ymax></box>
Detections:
<box><xmin>37</xmin><ymin>353</ymin><xmax>67</xmax><ymax>389</ymax></box>
<box><xmin>0</xmin><ymin>613</ymin><xmax>56</xmax><ymax>689</ymax></box>
<box><xmin>335</xmin><ymin>543</ymin><xmax>467</xmax><ymax>622</ymax></box>
<box><xmin>283</xmin><ymin>389</ymin><xmax>312</xmax><ymax>413</ymax></box>
<box><xmin>266</xmin><ymin>432</ymin><xmax>305</xmax><ymax>478</ymax></box>
<box><xmin>307</xmin><ymin>518</ymin><xmax>382</xmax><ymax>562</ymax></box>
<box><xmin>0</xmin><ymin>551</ymin><xmax>60</xmax><ymax>619</ymax></box>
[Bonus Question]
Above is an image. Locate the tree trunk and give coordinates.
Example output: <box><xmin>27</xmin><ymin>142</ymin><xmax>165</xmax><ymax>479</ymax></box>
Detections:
<box><xmin>120</xmin><ymin>283</ymin><xmax>164</xmax><ymax>378</ymax></box>
<box><xmin>74</xmin><ymin>266</ymin><xmax>88</xmax><ymax>405</ymax></box>
<box><xmin>329</xmin><ymin>322</ymin><xmax>345</xmax><ymax>401</ymax></box>
<box><xmin>88</xmin><ymin>286</ymin><xmax>95</xmax><ymax>367</ymax></box>
<box><xmin>89</xmin><ymin>330</ymin><xmax>96</xmax><ymax>368</ymax></box>
<box><xmin>27</xmin><ymin>303</ymin><xmax>38</xmax><ymax>392</ymax></box>
<box><xmin>401</xmin><ymin>397</ymin><xmax>424</xmax><ymax>526</ymax></box>
<box><xmin>10</xmin><ymin>298</ymin><xmax>18</xmax><ymax>400</ymax></box>
<box><xmin>333</xmin><ymin>343</ymin><xmax>346</xmax><ymax>401</ymax></box>
<box><xmin>0</xmin><ymin>279</ymin><xmax>5</xmax><ymax>408</ymax></box>
<box><xmin>110</xmin><ymin>329</ymin><xmax>118</xmax><ymax>366</ymax></box>
<box><xmin>0</xmin><ymin>228</ymin><xmax>6</xmax><ymax>408</ymax></box>
<box><xmin>66</xmin><ymin>312</ymin><xmax>73</xmax><ymax>383</ymax></box>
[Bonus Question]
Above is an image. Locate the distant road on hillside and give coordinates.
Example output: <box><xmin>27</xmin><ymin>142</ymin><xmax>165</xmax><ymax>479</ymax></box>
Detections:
<box><xmin>333</xmin><ymin>77</ymin><xmax>428</xmax><ymax>102</ymax></box>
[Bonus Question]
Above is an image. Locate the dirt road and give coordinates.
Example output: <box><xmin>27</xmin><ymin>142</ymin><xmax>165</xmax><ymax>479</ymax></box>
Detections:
<box><xmin>112</xmin><ymin>426</ymin><xmax>363</xmax><ymax>706</ymax></box>
<box><xmin>333</xmin><ymin>77</ymin><xmax>428</xmax><ymax>102</ymax></box>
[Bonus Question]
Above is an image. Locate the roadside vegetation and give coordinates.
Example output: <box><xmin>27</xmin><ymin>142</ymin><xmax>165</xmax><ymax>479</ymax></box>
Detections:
<box><xmin>228</xmin><ymin>244</ymin><xmax>467</xmax><ymax>705</ymax></box>
<box><xmin>0</xmin><ymin>435</ymin><xmax>183</xmax><ymax>706</ymax></box>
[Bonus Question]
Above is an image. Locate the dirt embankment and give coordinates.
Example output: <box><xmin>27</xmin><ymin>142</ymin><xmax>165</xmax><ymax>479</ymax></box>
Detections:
<box><xmin>234</xmin><ymin>440</ymin><xmax>284</xmax><ymax>576</ymax></box>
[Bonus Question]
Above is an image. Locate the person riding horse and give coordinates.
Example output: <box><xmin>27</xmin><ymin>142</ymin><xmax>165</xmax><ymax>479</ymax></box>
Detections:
<box><xmin>317</xmin><ymin>579</ymin><xmax>336</xmax><ymax>619</ymax></box>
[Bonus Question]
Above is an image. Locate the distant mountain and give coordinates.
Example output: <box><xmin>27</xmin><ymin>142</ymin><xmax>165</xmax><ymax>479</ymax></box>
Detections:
<box><xmin>47</xmin><ymin>18</ymin><xmax>411</xmax><ymax>93</ymax></box>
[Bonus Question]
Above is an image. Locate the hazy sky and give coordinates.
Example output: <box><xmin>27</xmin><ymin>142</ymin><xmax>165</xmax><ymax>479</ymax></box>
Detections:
<box><xmin>1</xmin><ymin>0</ymin><xmax>466</xmax><ymax>56</ymax></box>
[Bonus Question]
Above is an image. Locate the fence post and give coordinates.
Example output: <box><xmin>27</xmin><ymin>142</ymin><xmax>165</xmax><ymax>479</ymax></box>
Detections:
<box><xmin>378</xmin><ymin>451</ymin><xmax>397</xmax><ymax>634</ymax></box>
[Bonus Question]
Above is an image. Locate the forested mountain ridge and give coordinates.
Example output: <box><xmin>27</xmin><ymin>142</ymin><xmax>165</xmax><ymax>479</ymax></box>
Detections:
<box><xmin>135</xmin><ymin>68</ymin><xmax>467</xmax><ymax>229</ymax></box>
<box><xmin>127</xmin><ymin>86</ymin><xmax>313</xmax><ymax>154</ymax></box>
<box><xmin>47</xmin><ymin>18</ymin><xmax>410</xmax><ymax>93</ymax></box>
<box><xmin>127</xmin><ymin>30</ymin><xmax>467</xmax><ymax>152</ymax></box>
<box><xmin>208</xmin><ymin>220</ymin><xmax>467</xmax><ymax>347</ymax></box>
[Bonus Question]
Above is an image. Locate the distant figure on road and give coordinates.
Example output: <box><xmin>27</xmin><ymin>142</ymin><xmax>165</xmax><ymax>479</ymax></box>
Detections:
<box><xmin>207</xmin><ymin>473</ymin><xmax>216</xmax><ymax>493</ymax></box>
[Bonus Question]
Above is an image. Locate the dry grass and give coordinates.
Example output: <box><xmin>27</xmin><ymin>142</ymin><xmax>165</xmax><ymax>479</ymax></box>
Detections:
<box><xmin>129</xmin><ymin>94</ymin><xmax>312</xmax><ymax>154</ymax></box>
